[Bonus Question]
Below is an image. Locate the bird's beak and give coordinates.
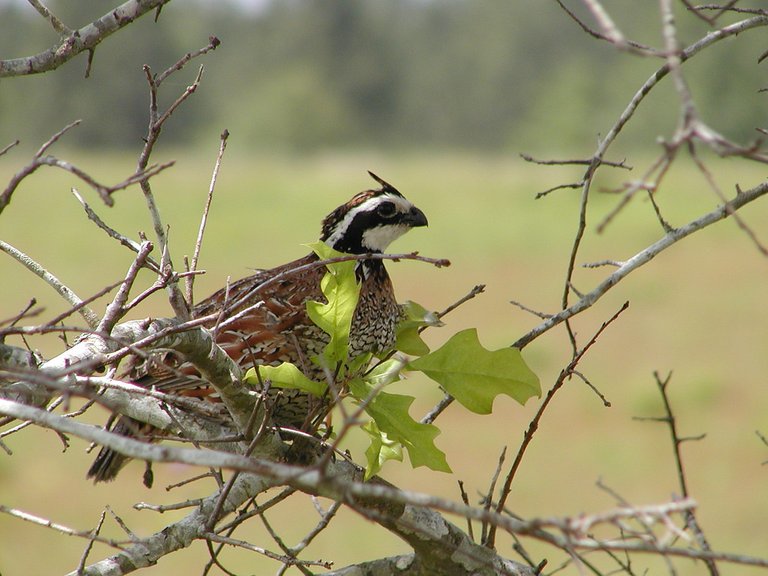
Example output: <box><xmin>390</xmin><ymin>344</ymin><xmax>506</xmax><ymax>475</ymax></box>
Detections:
<box><xmin>404</xmin><ymin>206</ymin><xmax>428</xmax><ymax>228</ymax></box>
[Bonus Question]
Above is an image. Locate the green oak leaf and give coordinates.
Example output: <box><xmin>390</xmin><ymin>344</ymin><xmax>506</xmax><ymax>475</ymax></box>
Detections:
<box><xmin>407</xmin><ymin>328</ymin><xmax>540</xmax><ymax>414</ymax></box>
<box><xmin>349</xmin><ymin>378</ymin><xmax>451</xmax><ymax>474</ymax></box>
<box><xmin>395</xmin><ymin>300</ymin><xmax>443</xmax><ymax>356</ymax></box>
<box><xmin>362</xmin><ymin>420</ymin><xmax>403</xmax><ymax>480</ymax></box>
<box><xmin>365</xmin><ymin>357</ymin><xmax>407</xmax><ymax>387</ymax></box>
<box><xmin>305</xmin><ymin>241</ymin><xmax>361</xmax><ymax>365</ymax></box>
<box><xmin>244</xmin><ymin>363</ymin><xmax>327</xmax><ymax>397</ymax></box>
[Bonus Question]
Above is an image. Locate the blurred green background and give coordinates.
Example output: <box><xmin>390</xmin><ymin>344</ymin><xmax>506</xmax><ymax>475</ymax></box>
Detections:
<box><xmin>1</xmin><ymin>0</ymin><xmax>766</xmax><ymax>154</ymax></box>
<box><xmin>1</xmin><ymin>1</ymin><xmax>768</xmax><ymax>575</ymax></box>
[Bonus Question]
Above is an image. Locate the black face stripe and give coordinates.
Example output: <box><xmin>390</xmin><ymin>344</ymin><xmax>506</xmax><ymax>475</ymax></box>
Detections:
<box><xmin>320</xmin><ymin>190</ymin><xmax>377</xmax><ymax>241</ymax></box>
<box><xmin>319</xmin><ymin>175</ymin><xmax>426</xmax><ymax>254</ymax></box>
<box><xmin>328</xmin><ymin>207</ymin><xmax>394</xmax><ymax>254</ymax></box>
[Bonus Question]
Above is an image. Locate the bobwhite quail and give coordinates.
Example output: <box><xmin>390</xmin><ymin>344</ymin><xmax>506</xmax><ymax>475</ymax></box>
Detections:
<box><xmin>87</xmin><ymin>172</ymin><xmax>428</xmax><ymax>483</ymax></box>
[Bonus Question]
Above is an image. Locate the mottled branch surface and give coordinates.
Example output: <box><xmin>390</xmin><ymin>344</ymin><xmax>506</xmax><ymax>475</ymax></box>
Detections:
<box><xmin>0</xmin><ymin>0</ymin><xmax>172</xmax><ymax>77</ymax></box>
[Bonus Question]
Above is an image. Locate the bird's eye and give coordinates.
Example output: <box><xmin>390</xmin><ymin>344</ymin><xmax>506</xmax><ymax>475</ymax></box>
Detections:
<box><xmin>376</xmin><ymin>201</ymin><xmax>397</xmax><ymax>218</ymax></box>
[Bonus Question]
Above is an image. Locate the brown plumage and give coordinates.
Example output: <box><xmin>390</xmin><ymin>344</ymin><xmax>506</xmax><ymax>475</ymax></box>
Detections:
<box><xmin>87</xmin><ymin>173</ymin><xmax>428</xmax><ymax>484</ymax></box>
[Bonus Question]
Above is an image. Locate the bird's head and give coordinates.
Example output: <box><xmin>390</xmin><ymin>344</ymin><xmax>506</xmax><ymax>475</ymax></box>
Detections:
<box><xmin>320</xmin><ymin>172</ymin><xmax>428</xmax><ymax>254</ymax></box>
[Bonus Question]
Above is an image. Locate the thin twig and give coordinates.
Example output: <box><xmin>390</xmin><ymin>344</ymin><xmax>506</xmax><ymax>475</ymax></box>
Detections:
<box><xmin>0</xmin><ymin>504</ymin><xmax>126</xmax><ymax>549</ymax></box>
<box><xmin>204</xmin><ymin>401</ymin><xmax>273</xmax><ymax>532</ymax></box>
<box><xmin>26</xmin><ymin>0</ymin><xmax>71</xmax><ymax>34</ymax></box>
<box><xmin>688</xmin><ymin>145</ymin><xmax>768</xmax><ymax>256</ymax></box>
<box><xmin>155</xmin><ymin>36</ymin><xmax>220</xmax><ymax>86</ymax></box>
<box><xmin>485</xmin><ymin>301</ymin><xmax>629</xmax><ymax>548</ymax></box>
<box><xmin>457</xmin><ymin>480</ymin><xmax>475</xmax><ymax>542</ymax></box>
<box><xmin>1</xmin><ymin>0</ymin><xmax>173</xmax><ymax>78</ymax></box>
<box><xmin>509</xmin><ymin>300</ymin><xmax>552</xmax><ymax>320</ymax></box>
<box><xmin>521</xmin><ymin>152</ymin><xmax>631</xmax><ymax>170</ymax></box>
<box><xmin>70</xmin><ymin>185</ymin><xmax>160</xmax><ymax>273</ymax></box>
<box><xmin>187</xmin><ymin>129</ymin><xmax>229</xmax><ymax>307</ymax></box>
<box><xmin>480</xmin><ymin>446</ymin><xmax>506</xmax><ymax>545</ymax></box>
<box><xmin>260</xmin><ymin>513</ymin><xmax>315</xmax><ymax>576</ymax></box>
<box><xmin>205</xmin><ymin>532</ymin><xmax>332</xmax><ymax>570</ymax></box>
<box><xmin>281</xmin><ymin>498</ymin><xmax>343</xmax><ymax>564</ymax></box>
<box><xmin>435</xmin><ymin>284</ymin><xmax>485</xmax><ymax>320</ymax></box>
<box><xmin>135</xmin><ymin>38</ymin><xmax>219</xmax><ymax>321</ymax></box>
<box><xmin>514</xmin><ymin>180</ymin><xmax>768</xmax><ymax>349</ymax></box>
<box><xmin>0</xmin><ymin>240</ymin><xmax>100</xmax><ymax>329</ymax></box>
<box><xmin>555</xmin><ymin>0</ymin><xmax>661</xmax><ymax>55</ymax></box>
<box><xmin>213</xmin><ymin>487</ymin><xmax>296</xmax><ymax>533</ymax></box>
<box><xmin>1</xmin><ymin>121</ymin><xmax>80</xmax><ymax>213</ymax></box>
<box><xmin>643</xmin><ymin>371</ymin><xmax>718</xmax><ymax>575</ymax></box>
<box><xmin>0</xmin><ymin>298</ymin><xmax>40</xmax><ymax>327</ymax></box>
<box><xmin>76</xmin><ymin>509</ymin><xmax>106</xmax><ymax>574</ymax></box>
<box><xmin>97</xmin><ymin>241</ymin><xmax>154</xmax><ymax>334</ymax></box>
<box><xmin>1</xmin><ymin>139</ymin><xmax>20</xmax><ymax>157</ymax></box>
<box><xmin>543</xmin><ymin>10</ymin><xmax>768</xmax><ymax>356</ymax></box>
<box><xmin>134</xmin><ymin>499</ymin><xmax>204</xmax><ymax>513</ymax></box>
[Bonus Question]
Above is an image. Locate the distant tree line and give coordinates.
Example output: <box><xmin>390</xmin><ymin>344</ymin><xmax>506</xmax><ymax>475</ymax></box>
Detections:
<box><xmin>1</xmin><ymin>0</ymin><xmax>765</xmax><ymax>153</ymax></box>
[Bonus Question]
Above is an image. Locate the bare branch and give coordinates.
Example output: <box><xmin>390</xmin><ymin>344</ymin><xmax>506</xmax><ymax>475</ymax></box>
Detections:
<box><xmin>514</xmin><ymin>180</ymin><xmax>768</xmax><ymax>349</ymax></box>
<box><xmin>1</xmin><ymin>121</ymin><xmax>174</xmax><ymax>215</ymax></box>
<box><xmin>155</xmin><ymin>36</ymin><xmax>221</xmax><ymax>86</ymax></box>
<box><xmin>486</xmin><ymin>301</ymin><xmax>628</xmax><ymax>548</ymax></box>
<box><xmin>25</xmin><ymin>0</ymin><xmax>72</xmax><ymax>35</ymax></box>
<box><xmin>520</xmin><ymin>152</ymin><xmax>631</xmax><ymax>169</ymax></box>
<box><xmin>0</xmin><ymin>0</ymin><xmax>173</xmax><ymax>78</ymax></box>
<box><xmin>0</xmin><ymin>504</ymin><xmax>124</xmax><ymax>550</ymax></box>
<box><xmin>0</xmin><ymin>240</ymin><xmax>100</xmax><ymax>329</ymax></box>
<box><xmin>70</xmin><ymin>188</ymin><xmax>161</xmax><ymax>273</ymax></box>
<box><xmin>641</xmin><ymin>372</ymin><xmax>718</xmax><ymax>574</ymax></box>
<box><xmin>688</xmin><ymin>149</ymin><xmax>768</xmax><ymax>256</ymax></box>
<box><xmin>1</xmin><ymin>121</ymin><xmax>80</xmax><ymax>213</ymax></box>
<box><xmin>555</xmin><ymin>0</ymin><xmax>661</xmax><ymax>55</ymax></box>
<box><xmin>204</xmin><ymin>533</ymin><xmax>331</xmax><ymax>570</ymax></box>
<box><xmin>1</xmin><ymin>140</ymin><xmax>20</xmax><ymax>157</ymax></box>
<box><xmin>545</xmin><ymin>13</ymin><xmax>768</xmax><ymax>353</ymax></box>
<box><xmin>134</xmin><ymin>37</ymin><xmax>221</xmax><ymax>321</ymax></box>
<box><xmin>97</xmin><ymin>241</ymin><xmax>154</xmax><ymax>334</ymax></box>
<box><xmin>187</xmin><ymin>129</ymin><xmax>229</xmax><ymax>307</ymax></box>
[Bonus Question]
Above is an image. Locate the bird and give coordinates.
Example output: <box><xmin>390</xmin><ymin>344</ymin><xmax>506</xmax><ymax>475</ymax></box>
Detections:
<box><xmin>87</xmin><ymin>172</ymin><xmax>428</xmax><ymax>484</ymax></box>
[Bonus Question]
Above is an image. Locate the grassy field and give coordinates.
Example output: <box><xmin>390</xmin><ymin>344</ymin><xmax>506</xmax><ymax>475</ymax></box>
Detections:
<box><xmin>1</xmin><ymin>149</ymin><xmax>768</xmax><ymax>575</ymax></box>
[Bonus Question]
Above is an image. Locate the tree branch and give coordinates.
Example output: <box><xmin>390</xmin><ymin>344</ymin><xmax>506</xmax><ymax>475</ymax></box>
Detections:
<box><xmin>514</xmin><ymin>180</ymin><xmax>768</xmax><ymax>349</ymax></box>
<box><xmin>0</xmin><ymin>240</ymin><xmax>100</xmax><ymax>329</ymax></box>
<box><xmin>0</xmin><ymin>0</ymin><xmax>173</xmax><ymax>78</ymax></box>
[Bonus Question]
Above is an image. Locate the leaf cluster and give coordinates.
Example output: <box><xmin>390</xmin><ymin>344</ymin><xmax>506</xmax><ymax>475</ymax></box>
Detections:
<box><xmin>247</xmin><ymin>244</ymin><xmax>541</xmax><ymax>479</ymax></box>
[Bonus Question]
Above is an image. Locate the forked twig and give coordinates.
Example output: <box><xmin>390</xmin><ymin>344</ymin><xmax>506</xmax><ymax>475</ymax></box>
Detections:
<box><xmin>514</xmin><ymin>179</ymin><xmax>768</xmax><ymax>350</ymax></box>
<box><xmin>484</xmin><ymin>301</ymin><xmax>629</xmax><ymax>548</ymax></box>
<box><xmin>635</xmin><ymin>372</ymin><xmax>718</xmax><ymax>575</ymax></box>
<box><xmin>135</xmin><ymin>37</ymin><xmax>221</xmax><ymax>321</ymax></box>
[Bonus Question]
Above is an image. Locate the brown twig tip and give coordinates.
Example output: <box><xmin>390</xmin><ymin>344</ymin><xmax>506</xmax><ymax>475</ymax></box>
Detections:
<box><xmin>1</xmin><ymin>140</ymin><xmax>20</xmax><ymax>157</ymax></box>
<box><xmin>209</xmin><ymin>36</ymin><xmax>221</xmax><ymax>48</ymax></box>
<box><xmin>520</xmin><ymin>152</ymin><xmax>632</xmax><ymax>170</ymax></box>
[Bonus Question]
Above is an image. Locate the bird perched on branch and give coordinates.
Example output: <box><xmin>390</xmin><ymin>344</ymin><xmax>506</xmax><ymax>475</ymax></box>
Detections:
<box><xmin>88</xmin><ymin>172</ymin><xmax>428</xmax><ymax>484</ymax></box>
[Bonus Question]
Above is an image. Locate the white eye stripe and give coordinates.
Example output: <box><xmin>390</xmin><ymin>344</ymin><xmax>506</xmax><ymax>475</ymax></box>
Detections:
<box><xmin>356</xmin><ymin>193</ymin><xmax>412</xmax><ymax>216</ymax></box>
<box><xmin>325</xmin><ymin>193</ymin><xmax>414</xmax><ymax>249</ymax></box>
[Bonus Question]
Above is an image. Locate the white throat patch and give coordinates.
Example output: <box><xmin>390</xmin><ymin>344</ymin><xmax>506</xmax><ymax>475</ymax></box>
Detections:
<box><xmin>361</xmin><ymin>223</ymin><xmax>410</xmax><ymax>252</ymax></box>
<box><xmin>324</xmin><ymin>192</ymin><xmax>415</xmax><ymax>251</ymax></box>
